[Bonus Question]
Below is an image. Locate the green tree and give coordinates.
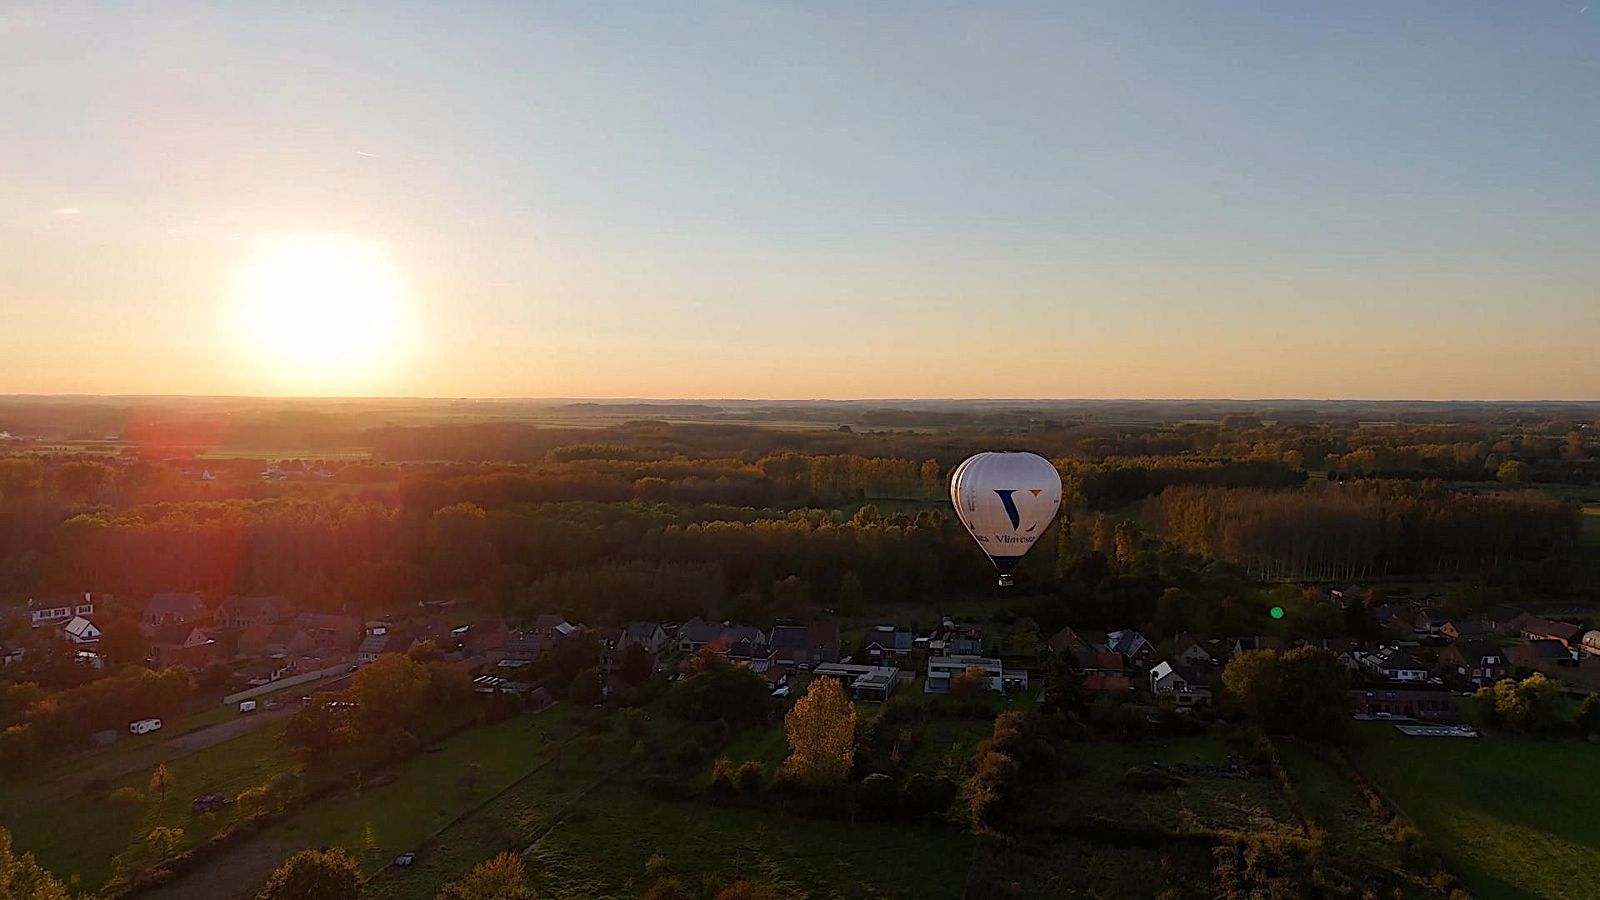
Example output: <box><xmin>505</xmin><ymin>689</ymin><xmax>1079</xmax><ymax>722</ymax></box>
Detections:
<box><xmin>779</xmin><ymin>676</ymin><xmax>855</xmax><ymax>786</ymax></box>
<box><xmin>435</xmin><ymin>852</ymin><xmax>532</xmax><ymax>900</ymax></box>
<box><xmin>354</xmin><ymin>652</ymin><xmax>430</xmax><ymax>736</ymax></box>
<box><xmin>1039</xmin><ymin>651</ymin><xmax>1089</xmax><ymax>720</ymax></box>
<box><xmin>1496</xmin><ymin>459</ymin><xmax>1528</xmax><ymax>485</ymax></box>
<box><xmin>1222</xmin><ymin>647</ymin><xmax>1350</xmax><ymax>743</ymax></box>
<box><xmin>256</xmin><ymin>848</ymin><xmax>362</xmax><ymax>900</ymax></box>
<box><xmin>0</xmin><ymin>826</ymin><xmax>71</xmax><ymax>900</ymax></box>
<box><xmin>97</xmin><ymin>616</ymin><xmax>149</xmax><ymax>668</ymax></box>
<box><xmin>620</xmin><ymin>644</ymin><xmax>653</xmax><ymax>686</ymax></box>
<box><xmin>568</xmin><ymin>667</ymin><xmax>603</xmax><ymax>706</ymax></box>
<box><xmin>1576</xmin><ymin>693</ymin><xmax>1600</xmax><ymax>737</ymax></box>
<box><xmin>1474</xmin><ymin>672</ymin><xmax>1566</xmax><ymax>734</ymax></box>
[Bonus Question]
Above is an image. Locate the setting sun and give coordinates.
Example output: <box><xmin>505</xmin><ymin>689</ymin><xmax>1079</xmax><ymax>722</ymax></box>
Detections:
<box><xmin>233</xmin><ymin>234</ymin><xmax>410</xmax><ymax>391</ymax></box>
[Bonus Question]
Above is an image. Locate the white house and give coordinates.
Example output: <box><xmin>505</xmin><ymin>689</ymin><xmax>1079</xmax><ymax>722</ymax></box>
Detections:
<box><xmin>1361</xmin><ymin>647</ymin><xmax>1429</xmax><ymax>682</ymax></box>
<box><xmin>1149</xmin><ymin>661</ymin><xmax>1213</xmax><ymax>707</ymax></box>
<box><xmin>924</xmin><ymin>655</ymin><xmax>1026</xmax><ymax>694</ymax></box>
<box><xmin>59</xmin><ymin>615</ymin><xmax>102</xmax><ymax>645</ymax></box>
<box><xmin>29</xmin><ymin>593</ymin><xmax>95</xmax><ymax>627</ymax></box>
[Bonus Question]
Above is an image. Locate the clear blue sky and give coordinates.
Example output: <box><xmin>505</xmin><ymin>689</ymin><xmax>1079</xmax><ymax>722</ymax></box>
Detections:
<box><xmin>2</xmin><ymin>1</ymin><xmax>1597</xmax><ymax>397</ymax></box>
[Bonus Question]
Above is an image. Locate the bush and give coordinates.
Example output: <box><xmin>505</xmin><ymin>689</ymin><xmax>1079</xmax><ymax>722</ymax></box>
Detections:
<box><xmin>642</xmin><ymin>876</ymin><xmax>693</xmax><ymax>900</ymax></box>
<box><xmin>709</xmin><ymin>757</ymin><xmax>735</xmax><ymax>795</ymax></box>
<box><xmin>859</xmin><ymin>772</ymin><xmax>898</xmax><ymax>819</ymax></box>
<box><xmin>733</xmin><ymin>760</ymin><xmax>765</xmax><ymax>793</ymax></box>
<box><xmin>902</xmin><ymin>772</ymin><xmax>958</xmax><ymax>821</ymax></box>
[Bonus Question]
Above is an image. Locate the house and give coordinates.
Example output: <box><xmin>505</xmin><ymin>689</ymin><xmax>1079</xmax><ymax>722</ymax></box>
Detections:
<box><xmin>622</xmin><ymin>621</ymin><xmax>669</xmax><ymax>655</ymax></box>
<box><xmin>925</xmin><ymin>619</ymin><xmax>984</xmax><ymax>656</ymax></box>
<box><xmin>0</xmin><ymin>645</ymin><xmax>24</xmax><ymax>667</ymax></box>
<box><xmin>677</xmin><ymin>618</ymin><xmax>765</xmax><ymax>655</ymax></box>
<box><xmin>291</xmin><ymin>613</ymin><xmax>361</xmax><ymax>652</ymax></box>
<box><xmin>924</xmin><ymin>655</ymin><xmax>1025</xmax><ymax>694</ymax></box>
<box><xmin>1511</xmin><ymin>639</ymin><xmax>1579</xmax><ymax>674</ymax></box>
<box><xmin>241</xmin><ymin>655</ymin><xmax>294</xmax><ymax>685</ymax></box>
<box><xmin>863</xmin><ymin>626</ymin><xmax>914</xmax><ymax>661</ymax></box>
<box><xmin>1350</xmin><ymin>686</ymin><xmax>1458</xmax><ymax>721</ymax></box>
<box><xmin>236</xmin><ymin>622</ymin><xmax>287</xmax><ymax>658</ymax></box>
<box><xmin>1439</xmin><ymin>619</ymin><xmax>1490</xmax><ymax>642</ymax></box>
<box><xmin>151</xmin><ymin>624</ymin><xmax>217</xmax><ymax>670</ymax></box>
<box><xmin>1414</xmin><ymin>607</ymin><xmax>1451</xmax><ymax>638</ymax></box>
<box><xmin>214</xmin><ymin>595</ymin><xmax>289</xmax><ymax>630</ymax></box>
<box><xmin>530</xmin><ymin>614</ymin><xmax>576</xmax><ymax>639</ymax></box>
<box><xmin>1482</xmin><ymin>605</ymin><xmax>1532</xmax><ymax>636</ymax></box>
<box><xmin>1104</xmin><ymin>630</ymin><xmax>1157</xmax><ymax>669</ymax></box>
<box><xmin>723</xmin><ymin>637</ymin><xmax>777</xmax><ymax>673</ymax></box>
<box><xmin>1149</xmin><ymin>661</ymin><xmax>1213</xmax><ymax>708</ymax></box>
<box><xmin>1438</xmin><ymin>640</ymin><xmax>1509</xmax><ymax>686</ymax></box>
<box><xmin>811</xmin><ymin>663</ymin><xmax>900</xmax><ymax>702</ymax></box>
<box><xmin>1582</xmin><ymin>630</ymin><xmax>1600</xmax><ymax>658</ymax></box>
<box><xmin>763</xmin><ymin>665</ymin><xmax>790</xmax><ymax>694</ymax></box>
<box><xmin>1171</xmin><ymin>633</ymin><xmax>1216</xmax><ymax>668</ymax></box>
<box><xmin>58</xmin><ymin>615</ymin><xmax>102</xmax><ymax>645</ymax></box>
<box><xmin>1362</xmin><ymin>646</ymin><xmax>1429</xmax><ymax>682</ymax></box>
<box><xmin>1042</xmin><ymin>625</ymin><xmax>1094</xmax><ymax>657</ymax></box>
<box><xmin>143</xmin><ymin>592</ymin><xmax>207</xmax><ymax>632</ymax></box>
<box><xmin>806</xmin><ymin>620</ymin><xmax>841</xmax><ymax>665</ymax></box>
<box><xmin>1072</xmin><ymin>647</ymin><xmax>1133</xmax><ymax>695</ymax></box>
<box><xmin>28</xmin><ymin>593</ymin><xmax>96</xmax><ymax>627</ymax></box>
<box><xmin>357</xmin><ymin>627</ymin><xmax>416</xmax><ymax>663</ymax></box>
<box><xmin>1520</xmin><ymin>618</ymin><xmax>1583</xmax><ymax>649</ymax></box>
<box><xmin>463</xmin><ymin>618</ymin><xmax>510</xmax><ymax>658</ymax></box>
<box><xmin>770</xmin><ymin>625</ymin><xmax>810</xmax><ymax>667</ymax></box>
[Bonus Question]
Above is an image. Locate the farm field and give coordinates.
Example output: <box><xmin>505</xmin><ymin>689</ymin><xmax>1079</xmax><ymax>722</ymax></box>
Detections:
<box><xmin>1351</xmin><ymin>723</ymin><xmax>1600</xmax><ymax>900</ymax></box>
<box><xmin>143</xmin><ymin>709</ymin><xmax>584</xmax><ymax>900</ymax></box>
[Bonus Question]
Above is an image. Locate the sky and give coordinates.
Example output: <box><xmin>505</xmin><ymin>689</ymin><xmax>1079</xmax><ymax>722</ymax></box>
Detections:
<box><xmin>2</xmin><ymin>1</ymin><xmax>1597</xmax><ymax>400</ymax></box>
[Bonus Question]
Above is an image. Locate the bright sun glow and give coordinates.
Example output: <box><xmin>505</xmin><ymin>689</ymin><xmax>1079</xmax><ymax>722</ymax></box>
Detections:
<box><xmin>235</xmin><ymin>234</ymin><xmax>411</xmax><ymax>391</ymax></box>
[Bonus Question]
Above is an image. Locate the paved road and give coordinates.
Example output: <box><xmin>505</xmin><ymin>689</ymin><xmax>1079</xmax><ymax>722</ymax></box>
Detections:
<box><xmin>51</xmin><ymin>672</ymin><xmax>355</xmax><ymax>792</ymax></box>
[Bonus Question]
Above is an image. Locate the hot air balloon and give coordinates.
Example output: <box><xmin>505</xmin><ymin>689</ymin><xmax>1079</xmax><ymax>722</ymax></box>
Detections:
<box><xmin>949</xmin><ymin>451</ymin><xmax>1063</xmax><ymax>587</ymax></box>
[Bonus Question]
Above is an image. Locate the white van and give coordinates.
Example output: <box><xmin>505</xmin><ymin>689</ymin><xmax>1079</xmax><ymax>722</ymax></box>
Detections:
<box><xmin>129</xmin><ymin>718</ymin><xmax>162</xmax><ymax>735</ymax></box>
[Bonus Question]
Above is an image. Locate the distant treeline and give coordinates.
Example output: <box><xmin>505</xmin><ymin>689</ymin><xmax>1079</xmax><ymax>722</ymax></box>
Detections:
<box><xmin>1142</xmin><ymin>481</ymin><xmax>1580</xmax><ymax>581</ymax></box>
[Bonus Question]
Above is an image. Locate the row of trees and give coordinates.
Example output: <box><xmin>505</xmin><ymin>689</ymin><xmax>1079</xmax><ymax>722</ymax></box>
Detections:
<box><xmin>1144</xmin><ymin>480</ymin><xmax>1579</xmax><ymax>580</ymax></box>
<box><xmin>0</xmin><ymin>667</ymin><xmax>194</xmax><ymax>776</ymax></box>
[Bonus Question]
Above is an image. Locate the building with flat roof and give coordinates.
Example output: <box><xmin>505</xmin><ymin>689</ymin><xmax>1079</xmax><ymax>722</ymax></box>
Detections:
<box><xmin>811</xmin><ymin>662</ymin><xmax>900</xmax><ymax>702</ymax></box>
<box><xmin>924</xmin><ymin>655</ymin><xmax>1026</xmax><ymax>694</ymax></box>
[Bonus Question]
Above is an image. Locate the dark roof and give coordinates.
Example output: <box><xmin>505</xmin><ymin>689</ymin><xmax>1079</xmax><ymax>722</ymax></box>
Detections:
<box><xmin>807</xmin><ymin>620</ymin><xmax>840</xmax><ymax>645</ymax></box>
<box><xmin>624</xmin><ymin>621</ymin><xmax>661</xmax><ymax>639</ymax></box>
<box><xmin>146</xmin><ymin>592</ymin><xmax>206</xmax><ymax>617</ymax></box>
<box><xmin>219</xmin><ymin>595</ymin><xmax>287</xmax><ymax>618</ymax></box>
<box><xmin>1376</xmin><ymin>647</ymin><xmax>1424</xmax><ymax>671</ymax></box>
<box><xmin>1482</xmin><ymin>605</ymin><xmax>1529</xmax><ymax>624</ymax></box>
<box><xmin>865</xmin><ymin>629</ymin><xmax>913</xmax><ymax>652</ymax></box>
<box><xmin>1445</xmin><ymin>619</ymin><xmax>1490</xmax><ymax>637</ymax></box>
<box><xmin>1519</xmin><ymin>639</ymin><xmax>1571</xmax><ymax>661</ymax></box>
<box><xmin>769</xmin><ymin>625</ymin><xmax>809</xmax><ymax>651</ymax></box>
<box><xmin>1523</xmin><ymin>618</ymin><xmax>1582</xmax><ymax>641</ymax></box>
<box><xmin>1452</xmin><ymin>640</ymin><xmax>1506</xmax><ymax>665</ymax></box>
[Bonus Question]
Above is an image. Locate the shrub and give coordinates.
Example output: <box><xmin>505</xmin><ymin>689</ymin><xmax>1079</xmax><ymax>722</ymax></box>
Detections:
<box><xmin>733</xmin><ymin>760</ymin><xmax>765</xmax><ymax>793</ymax></box>
<box><xmin>709</xmin><ymin>757</ymin><xmax>735</xmax><ymax>795</ymax></box>
<box><xmin>642</xmin><ymin>876</ymin><xmax>693</xmax><ymax>900</ymax></box>
<box><xmin>859</xmin><ymin>772</ymin><xmax>898</xmax><ymax>819</ymax></box>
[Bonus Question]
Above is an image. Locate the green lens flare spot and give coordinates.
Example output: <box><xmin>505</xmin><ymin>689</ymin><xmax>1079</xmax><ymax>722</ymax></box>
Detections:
<box><xmin>1269</xmin><ymin>606</ymin><xmax>1285</xmax><ymax>620</ymax></box>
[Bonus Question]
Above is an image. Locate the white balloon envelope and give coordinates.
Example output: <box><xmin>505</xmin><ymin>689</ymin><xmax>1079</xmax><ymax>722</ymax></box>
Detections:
<box><xmin>949</xmin><ymin>451</ymin><xmax>1063</xmax><ymax>587</ymax></box>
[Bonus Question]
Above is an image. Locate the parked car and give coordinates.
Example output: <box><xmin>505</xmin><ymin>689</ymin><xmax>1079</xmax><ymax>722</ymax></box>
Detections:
<box><xmin>394</xmin><ymin>852</ymin><xmax>416</xmax><ymax>867</ymax></box>
<box><xmin>264</xmin><ymin>699</ymin><xmax>281</xmax><ymax>710</ymax></box>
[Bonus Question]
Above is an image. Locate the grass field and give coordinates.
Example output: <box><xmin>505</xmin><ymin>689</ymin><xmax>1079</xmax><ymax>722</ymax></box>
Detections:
<box><xmin>0</xmin><ymin>721</ymin><xmax>296</xmax><ymax>890</ymax></box>
<box><xmin>522</xmin><ymin>782</ymin><xmax>974</xmax><ymax>900</ymax></box>
<box><xmin>1017</xmin><ymin>733</ymin><xmax>1301</xmax><ymax>840</ymax></box>
<box><xmin>1351</xmin><ymin>723</ymin><xmax>1600</xmax><ymax>900</ymax></box>
<box><xmin>144</xmin><ymin>709</ymin><xmax>584</xmax><ymax>900</ymax></box>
